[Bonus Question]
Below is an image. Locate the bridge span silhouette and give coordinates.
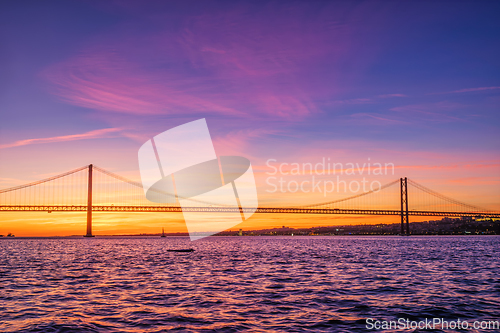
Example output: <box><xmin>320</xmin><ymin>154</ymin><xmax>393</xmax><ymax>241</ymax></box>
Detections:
<box><xmin>1</xmin><ymin>165</ymin><xmax>498</xmax><ymax>236</ymax></box>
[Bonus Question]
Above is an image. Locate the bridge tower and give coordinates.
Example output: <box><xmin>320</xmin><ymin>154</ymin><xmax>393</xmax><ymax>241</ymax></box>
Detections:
<box><xmin>400</xmin><ymin>177</ymin><xmax>409</xmax><ymax>235</ymax></box>
<box><xmin>84</xmin><ymin>164</ymin><xmax>94</xmax><ymax>237</ymax></box>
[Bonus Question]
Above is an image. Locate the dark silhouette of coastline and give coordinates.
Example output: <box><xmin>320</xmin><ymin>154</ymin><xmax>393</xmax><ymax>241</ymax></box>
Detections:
<box><xmin>89</xmin><ymin>217</ymin><xmax>500</xmax><ymax>237</ymax></box>
<box><xmin>218</xmin><ymin>217</ymin><xmax>499</xmax><ymax>236</ymax></box>
<box><xmin>3</xmin><ymin>217</ymin><xmax>497</xmax><ymax>238</ymax></box>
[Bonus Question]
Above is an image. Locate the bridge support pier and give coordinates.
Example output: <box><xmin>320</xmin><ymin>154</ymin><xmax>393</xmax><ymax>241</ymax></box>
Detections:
<box><xmin>400</xmin><ymin>177</ymin><xmax>409</xmax><ymax>235</ymax></box>
<box><xmin>84</xmin><ymin>164</ymin><xmax>94</xmax><ymax>237</ymax></box>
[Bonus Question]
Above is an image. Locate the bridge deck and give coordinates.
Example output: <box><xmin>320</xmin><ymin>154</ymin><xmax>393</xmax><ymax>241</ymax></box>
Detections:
<box><xmin>1</xmin><ymin>205</ymin><xmax>498</xmax><ymax>218</ymax></box>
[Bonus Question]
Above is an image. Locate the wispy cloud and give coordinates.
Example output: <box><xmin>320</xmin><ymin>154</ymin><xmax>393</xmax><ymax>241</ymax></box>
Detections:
<box><xmin>213</xmin><ymin>127</ymin><xmax>282</xmax><ymax>157</ymax></box>
<box><xmin>430</xmin><ymin>86</ymin><xmax>500</xmax><ymax>95</ymax></box>
<box><xmin>446</xmin><ymin>177</ymin><xmax>500</xmax><ymax>185</ymax></box>
<box><xmin>378</xmin><ymin>93</ymin><xmax>407</xmax><ymax>98</ymax></box>
<box><xmin>42</xmin><ymin>53</ymin><xmax>244</xmax><ymax>117</ymax></box>
<box><xmin>390</xmin><ymin>101</ymin><xmax>468</xmax><ymax>123</ymax></box>
<box><xmin>349</xmin><ymin>112</ymin><xmax>409</xmax><ymax>124</ymax></box>
<box><xmin>41</xmin><ymin>2</ymin><xmax>389</xmax><ymax>122</ymax></box>
<box><xmin>328</xmin><ymin>98</ymin><xmax>373</xmax><ymax>105</ymax></box>
<box><xmin>0</xmin><ymin>128</ymin><xmax>123</xmax><ymax>149</ymax></box>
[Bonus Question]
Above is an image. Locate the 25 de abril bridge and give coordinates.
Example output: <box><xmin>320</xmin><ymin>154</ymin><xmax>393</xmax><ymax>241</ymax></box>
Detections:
<box><xmin>1</xmin><ymin>164</ymin><xmax>498</xmax><ymax>237</ymax></box>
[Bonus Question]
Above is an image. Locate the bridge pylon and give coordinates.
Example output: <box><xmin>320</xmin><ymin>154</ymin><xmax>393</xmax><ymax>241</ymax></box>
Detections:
<box><xmin>400</xmin><ymin>177</ymin><xmax>409</xmax><ymax>235</ymax></box>
<box><xmin>84</xmin><ymin>164</ymin><xmax>94</xmax><ymax>237</ymax></box>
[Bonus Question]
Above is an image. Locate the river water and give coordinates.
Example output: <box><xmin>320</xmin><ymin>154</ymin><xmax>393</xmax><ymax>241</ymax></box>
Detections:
<box><xmin>1</xmin><ymin>236</ymin><xmax>499</xmax><ymax>332</ymax></box>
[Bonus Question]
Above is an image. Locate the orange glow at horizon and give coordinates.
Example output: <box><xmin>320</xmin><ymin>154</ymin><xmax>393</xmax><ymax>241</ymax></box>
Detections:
<box><xmin>0</xmin><ymin>211</ymin><xmax>436</xmax><ymax>237</ymax></box>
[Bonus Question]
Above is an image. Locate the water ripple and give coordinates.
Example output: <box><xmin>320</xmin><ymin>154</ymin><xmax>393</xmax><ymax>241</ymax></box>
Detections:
<box><xmin>1</xmin><ymin>236</ymin><xmax>499</xmax><ymax>332</ymax></box>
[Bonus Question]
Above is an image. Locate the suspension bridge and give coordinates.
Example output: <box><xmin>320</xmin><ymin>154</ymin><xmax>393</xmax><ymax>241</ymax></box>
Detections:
<box><xmin>0</xmin><ymin>164</ymin><xmax>498</xmax><ymax>236</ymax></box>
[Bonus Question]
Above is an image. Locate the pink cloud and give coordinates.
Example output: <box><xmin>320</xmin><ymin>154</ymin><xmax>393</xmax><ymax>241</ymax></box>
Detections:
<box><xmin>41</xmin><ymin>9</ymin><xmax>331</xmax><ymax>121</ymax></box>
<box><xmin>41</xmin><ymin>2</ymin><xmax>390</xmax><ymax>122</ymax></box>
<box><xmin>43</xmin><ymin>53</ymin><xmax>243</xmax><ymax>117</ymax></box>
<box><xmin>447</xmin><ymin>177</ymin><xmax>500</xmax><ymax>185</ymax></box>
<box><xmin>212</xmin><ymin>127</ymin><xmax>283</xmax><ymax>157</ymax></box>
<box><xmin>0</xmin><ymin>128</ymin><xmax>123</xmax><ymax>149</ymax></box>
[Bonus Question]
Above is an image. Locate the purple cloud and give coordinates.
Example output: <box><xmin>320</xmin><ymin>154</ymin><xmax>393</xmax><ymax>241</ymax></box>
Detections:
<box><xmin>41</xmin><ymin>2</ymin><xmax>388</xmax><ymax>123</ymax></box>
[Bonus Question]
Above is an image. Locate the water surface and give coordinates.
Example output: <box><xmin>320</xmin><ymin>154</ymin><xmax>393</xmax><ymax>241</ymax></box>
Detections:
<box><xmin>1</xmin><ymin>236</ymin><xmax>499</xmax><ymax>332</ymax></box>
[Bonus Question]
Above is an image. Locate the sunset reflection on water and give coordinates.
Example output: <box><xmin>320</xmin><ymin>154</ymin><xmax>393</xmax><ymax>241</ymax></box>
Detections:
<box><xmin>1</xmin><ymin>236</ymin><xmax>498</xmax><ymax>332</ymax></box>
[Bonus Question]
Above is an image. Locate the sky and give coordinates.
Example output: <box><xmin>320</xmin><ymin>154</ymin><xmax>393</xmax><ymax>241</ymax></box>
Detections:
<box><xmin>0</xmin><ymin>0</ymin><xmax>499</xmax><ymax>236</ymax></box>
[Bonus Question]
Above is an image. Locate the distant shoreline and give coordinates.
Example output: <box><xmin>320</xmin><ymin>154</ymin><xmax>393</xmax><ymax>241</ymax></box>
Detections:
<box><xmin>2</xmin><ymin>217</ymin><xmax>498</xmax><ymax>238</ymax></box>
<box><xmin>1</xmin><ymin>235</ymin><xmax>499</xmax><ymax>239</ymax></box>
